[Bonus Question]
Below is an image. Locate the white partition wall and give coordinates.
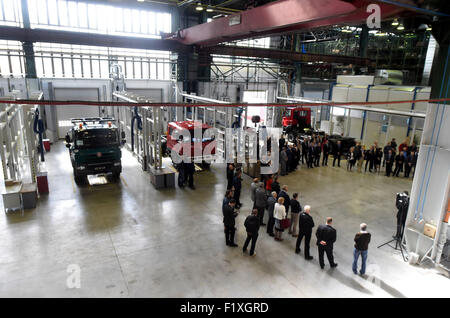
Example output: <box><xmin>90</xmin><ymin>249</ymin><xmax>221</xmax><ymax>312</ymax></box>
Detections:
<box><xmin>328</xmin><ymin>81</ymin><xmax>430</xmax><ymax>147</ymax></box>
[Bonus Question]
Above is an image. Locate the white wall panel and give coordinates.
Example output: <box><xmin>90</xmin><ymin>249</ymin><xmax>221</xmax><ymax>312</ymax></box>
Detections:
<box><xmin>336</xmin><ymin>75</ymin><xmax>374</xmax><ymax>85</ymax></box>
<box><xmin>388</xmin><ymin>89</ymin><xmax>414</xmax><ymax>111</ymax></box>
<box><xmin>331</xmin><ymin>85</ymin><xmax>349</xmax><ymax>102</ymax></box>
<box><xmin>54</xmin><ymin>87</ymin><xmax>100</xmax><ymax>138</ymax></box>
<box><xmin>347</xmin><ymin>86</ymin><xmax>367</xmax><ymax>103</ymax></box>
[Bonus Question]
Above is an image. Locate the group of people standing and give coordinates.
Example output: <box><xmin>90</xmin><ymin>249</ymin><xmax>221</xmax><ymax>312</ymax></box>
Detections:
<box><xmin>278</xmin><ymin>134</ymin><xmax>332</xmax><ymax>176</ymax></box>
<box><xmin>221</xmin><ymin>174</ymin><xmax>372</xmax><ymax>273</ymax></box>
<box><xmin>345</xmin><ymin>138</ymin><xmax>419</xmax><ymax>178</ymax></box>
<box><xmin>278</xmin><ymin>134</ymin><xmax>419</xmax><ymax>179</ymax></box>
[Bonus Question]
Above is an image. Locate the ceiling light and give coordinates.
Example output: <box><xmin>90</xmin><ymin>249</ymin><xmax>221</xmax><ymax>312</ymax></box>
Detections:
<box><xmin>426</xmin><ymin>25</ymin><xmax>432</xmax><ymax>31</ymax></box>
<box><xmin>206</xmin><ymin>7</ymin><xmax>213</xmax><ymax>12</ymax></box>
<box><xmin>195</xmin><ymin>2</ymin><xmax>204</xmax><ymax>11</ymax></box>
<box><xmin>392</xmin><ymin>19</ymin><xmax>399</xmax><ymax>26</ymax></box>
<box><xmin>397</xmin><ymin>24</ymin><xmax>404</xmax><ymax>30</ymax></box>
<box><xmin>137</xmin><ymin>0</ymin><xmax>145</xmax><ymax>2</ymax></box>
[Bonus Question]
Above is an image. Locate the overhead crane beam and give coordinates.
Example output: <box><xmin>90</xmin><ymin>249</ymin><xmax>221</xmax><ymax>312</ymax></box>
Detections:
<box><xmin>167</xmin><ymin>0</ymin><xmax>412</xmax><ymax>46</ymax></box>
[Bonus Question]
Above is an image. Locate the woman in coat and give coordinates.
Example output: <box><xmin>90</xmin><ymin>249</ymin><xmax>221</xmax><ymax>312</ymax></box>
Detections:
<box><xmin>273</xmin><ymin>197</ymin><xmax>287</xmax><ymax>241</ymax></box>
<box><xmin>347</xmin><ymin>147</ymin><xmax>356</xmax><ymax>171</ymax></box>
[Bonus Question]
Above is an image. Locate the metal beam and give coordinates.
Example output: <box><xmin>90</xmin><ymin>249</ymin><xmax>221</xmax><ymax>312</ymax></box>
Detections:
<box><xmin>0</xmin><ymin>26</ymin><xmax>192</xmax><ymax>53</ymax></box>
<box><xmin>203</xmin><ymin>45</ymin><xmax>370</xmax><ymax>65</ymax></box>
<box><xmin>167</xmin><ymin>0</ymin><xmax>410</xmax><ymax>46</ymax></box>
<box><xmin>277</xmin><ymin>96</ymin><xmax>426</xmax><ymax>118</ymax></box>
<box><xmin>0</xmin><ymin>25</ymin><xmax>365</xmax><ymax>66</ymax></box>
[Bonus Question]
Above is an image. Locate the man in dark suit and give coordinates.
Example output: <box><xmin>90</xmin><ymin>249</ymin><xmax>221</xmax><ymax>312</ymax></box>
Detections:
<box><xmin>314</xmin><ymin>142</ymin><xmax>321</xmax><ymax>167</ymax></box>
<box><xmin>383</xmin><ymin>142</ymin><xmax>392</xmax><ymax>167</ymax></box>
<box><xmin>295</xmin><ymin>205</ymin><xmax>315</xmax><ymax>260</ymax></box>
<box><xmin>307</xmin><ymin>142</ymin><xmax>315</xmax><ymax>168</ymax></box>
<box><xmin>404</xmin><ymin>152</ymin><xmax>413</xmax><ymax>178</ymax></box>
<box><xmin>322</xmin><ymin>141</ymin><xmax>329</xmax><ymax>166</ymax></box>
<box><xmin>316</xmin><ymin>217</ymin><xmax>338</xmax><ymax>269</ymax></box>
<box><xmin>232</xmin><ymin>169</ymin><xmax>243</xmax><ymax>208</ymax></box>
<box><xmin>278</xmin><ymin>185</ymin><xmax>291</xmax><ymax>215</ymax></box>
<box><xmin>279</xmin><ymin>135</ymin><xmax>286</xmax><ymax>152</ymax></box>
<box><xmin>223</xmin><ymin>190</ymin><xmax>234</xmax><ymax>208</ymax></box>
<box><xmin>301</xmin><ymin>138</ymin><xmax>308</xmax><ymax>164</ymax></box>
<box><xmin>286</xmin><ymin>145</ymin><xmax>293</xmax><ymax>173</ymax></box>
<box><xmin>385</xmin><ymin>149</ymin><xmax>394</xmax><ymax>177</ymax></box>
<box><xmin>223</xmin><ymin>199</ymin><xmax>239</xmax><ymax>247</ymax></box>
<box><xmin>333</xmin><ymin>141</ymin><xmax>342</xmax><ymax>167</ymax></box>
<box><xmin>243</xmin><ymin>209</ymin><xmax>261</xmax><ymax>256</ymax></box>
<box><xmin>271</xmin><ymin>175</ymin><xmax>280</xmax><ymax>196</ymax></box>
<box><xmin>184</xmin><ymin>161</ymin><xmax>195</xmax><ymax>189</ymax></box>
<box><xmin>226</xmin><ymin>164</ymin><xmax>235</xmax><ymax>190</ymax></box>
<box><xmin>266</xmin><ymin>191</ymin><xmax>277</xmax><ymax>237</ymax></box>
<box><xmin>393</xmin><ymin>151</ymin><xmax>405</xmax><ymax>177</ymax></box>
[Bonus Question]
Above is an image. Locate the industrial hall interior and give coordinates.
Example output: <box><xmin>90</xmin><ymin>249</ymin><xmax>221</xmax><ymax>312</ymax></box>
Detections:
<box><xmin>0</xmin><ymin>0</ymin><xmax>449</xmax><ymax>299</ymax></box>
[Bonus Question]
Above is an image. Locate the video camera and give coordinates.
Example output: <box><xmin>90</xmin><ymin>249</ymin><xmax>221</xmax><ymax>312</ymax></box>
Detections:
<box><xmin>396</xmin><ymin>191</ymin><xmax>409</xmax><ymax>211</ymax></box>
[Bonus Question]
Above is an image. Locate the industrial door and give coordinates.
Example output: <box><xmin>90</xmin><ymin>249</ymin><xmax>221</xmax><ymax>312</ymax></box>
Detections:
<box><xmin>54</xmin><ymin>88</ymin><xmax>101</xmax><ymax>138</ymax></box>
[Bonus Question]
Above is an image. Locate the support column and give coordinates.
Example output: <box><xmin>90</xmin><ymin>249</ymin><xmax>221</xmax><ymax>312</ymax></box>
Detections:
<box><xmin>359</xmin><ymin>25</ymin><xmax>368</xmax><ymax>58</ymax></box>
<box><xmin>405</xmin><ymin>21</ymin><xmax>450</xmax><ymax>264</ymax></box>
<box><xmin>21</xmin><ymin>0</ymin><xmax>37</xmax><ymax>79</ymax></box>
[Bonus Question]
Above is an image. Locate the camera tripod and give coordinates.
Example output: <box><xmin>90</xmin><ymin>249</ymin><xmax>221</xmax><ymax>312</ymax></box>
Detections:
<box><xmin>377</xmin><ymin>231</ymin><xmax>408</xmax><ymax>262</ymax></box>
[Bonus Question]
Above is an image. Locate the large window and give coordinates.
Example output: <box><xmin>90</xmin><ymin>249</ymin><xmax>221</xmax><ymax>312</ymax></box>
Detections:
<box><xmin>0</xmin><ymin>0</ymin><xmax>22</xmax><ymax>27</ymax></box>
<box><xmin>26</xmin><ymin>0</ymin><xmax>171</xmax><ymax>37</ymax></box>
<box><xmin>0</xmin><ymin>41</ymin><xmax>25</xmax><ymax>77</ymax></box>
<box><xmin>0</xmin><ymin>40</ymin><xmax>173</xmax><ymax>79</ymax></box>
<box><xmin>33</xmin><ymin>43</ymin><xmax>172</xmax><ymax>79</ymax></box>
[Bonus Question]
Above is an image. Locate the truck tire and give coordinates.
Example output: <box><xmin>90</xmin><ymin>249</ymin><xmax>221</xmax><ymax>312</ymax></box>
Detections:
<box><xmin>73</xmin><ymin>169</ymin><xmax>85</xmax><ymax>185</ymax></box>
<box><xmin>111</xmin><ymin>172</ymin><xmax>121</xmax><ymax>182</ymax></box>
<box><xmin>288</xmin><ymin>132</ymin><xmax>296</xmax><ymax>142</ymax></box>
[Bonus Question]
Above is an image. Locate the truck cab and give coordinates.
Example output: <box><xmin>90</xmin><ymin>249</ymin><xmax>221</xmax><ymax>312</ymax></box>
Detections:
<box><xmin>282</xmin><ymin>107</ymin><xmax>312</xmax><ymax>141</ymax></box>
<box><xmin>65</xmin><ymin>118</ymin><xmax>125</xmax><ymax>184</ymax></box>
<box><xmin>165</xmin><ymin>121</ymin><xmax>216</xmax><ymax>164</ymax></box>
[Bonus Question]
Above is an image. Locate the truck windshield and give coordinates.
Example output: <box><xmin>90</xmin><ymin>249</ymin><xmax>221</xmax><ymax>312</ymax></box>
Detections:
<box><xmin>74</xmin><ymin>129</ymin><xmax>119</xmax><ymax>148</ymax></box>
<box><xmin>191</xmin><ymin>128</ymin><xmax>215</xmax><ymax>143</ymax></box>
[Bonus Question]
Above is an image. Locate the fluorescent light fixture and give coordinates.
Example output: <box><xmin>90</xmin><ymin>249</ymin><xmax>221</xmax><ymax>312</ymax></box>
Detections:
<box><xmin>392</xmin><ymin>19</ymin><xmax>399</xmax><ymax>26</ymax></box>
<box><xmin>426</xmin><ymin>25</ymin><xmax>432</xmax><ymax>31</ymax></box>
<box><xmin>397</xmin><ymin>24</ymin><xmax>404</xmax><ymax>30</ymax></box>
<box><xmin>206</xmin><ymin>7</ymin><xmax>213</xmax><ymax>12</ymax></box>
<box><xmin>196</xmin><ymin>2</ymin><xmax>204</xmax><ymax>11</ymax></box>
<box><xmin>137</xmin><ymin>0</ymin><xmax>145</xmax><ymax>2</ymax></box>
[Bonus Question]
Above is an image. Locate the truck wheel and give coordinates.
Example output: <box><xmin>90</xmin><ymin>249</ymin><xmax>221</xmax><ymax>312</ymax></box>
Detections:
<box><xmin>111</xmin><ymin>172</ymin><xmax>121</xmax><ymax>182</ymax></box>
<box><xmin>201</xmin><ymin>161</ymin><xmax>211</xmax><ymax>169</ymax></box>
<box><xmin>288</xmin><ymin>133</ymin><xmax>295</xmax><ymax>142</ymax></box>
<box><xmin>73</xmin><ymin>169</ymin><xmax>85</xmax><ymax>185</ymax></box>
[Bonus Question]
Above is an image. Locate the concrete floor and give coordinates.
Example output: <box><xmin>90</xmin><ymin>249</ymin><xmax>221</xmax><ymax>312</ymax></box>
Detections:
<box><xmin>0</xmin><ymin>142</ymin><xmax>448</xmax><ymax>298</ymax></box>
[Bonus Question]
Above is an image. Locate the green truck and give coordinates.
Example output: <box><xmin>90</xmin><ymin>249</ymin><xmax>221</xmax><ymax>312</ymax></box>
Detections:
<box><xmin>65</xmin><ymin>118</ymin><xmax>125</xmax><ymax>184</ymax></box>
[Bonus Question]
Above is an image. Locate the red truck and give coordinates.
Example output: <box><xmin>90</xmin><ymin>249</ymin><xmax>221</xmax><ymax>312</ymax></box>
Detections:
<box><xmin>165</xmin><ymin>121</ymin><xmax>216</xmax><ymax>164</ymax></box>
<box><xmin>282</xmin><ymin>106</ymin><xmax>312</xmax><ymax>141</ymax></box>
